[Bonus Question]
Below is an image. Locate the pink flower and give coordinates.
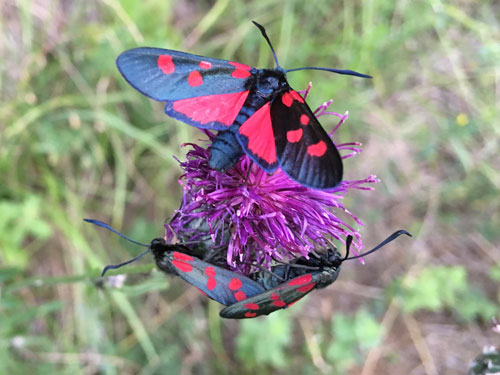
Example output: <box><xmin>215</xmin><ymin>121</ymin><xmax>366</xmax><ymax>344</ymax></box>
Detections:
<box><xmin>166</xmin><ymin>88</ymin><xmax>378</xmax><ymax>274</ymax></box>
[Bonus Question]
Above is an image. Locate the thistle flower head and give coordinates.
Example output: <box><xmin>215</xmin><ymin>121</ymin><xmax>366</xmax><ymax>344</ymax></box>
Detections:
<box><xmin>166</xmin><ymin>88</ymin><xmax>378</xmax><ymax>274</ymax></box>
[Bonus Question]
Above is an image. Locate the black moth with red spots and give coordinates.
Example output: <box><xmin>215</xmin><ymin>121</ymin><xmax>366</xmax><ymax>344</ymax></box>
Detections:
<box><xmin>219</xmin><ymin>229</ymin><xmax>411</xmax><ymax>318</ymax></box>
<box><xmin>152</xmin><ymin>230</ymin><xmax>411</xmax><ymax>319</ymax></box>
<box><xmin>89</xmin><ymin>216</ymin><xmax>269</xmax><ymax>308</ymax></box>
<box><xmin>90</xmin><ymin>219</ymin><xmax>410</xmax><ymax>319</ymax></box>
<box><xmin>219</xmin><ymin>247</ymin><xmax>344</xmax><ymax>319</ymax></box>
<box><xmin>150</xmin><ymin>238</ymin><xmax>267</xmax><ymax>306</ymax></box>
<box><xmin>116</xmin><ymin>21</ymin><xmax>371</xmax><ymax>189</ymax></box>
<box><xmin>149</xmin><ymin>236</ymin><xmax>337</xmax><ymax>318</ymax></box>
<box><xmin>150</xmin><ymin>237</ymin><xmax>342</xmax><ymax>318</ymax></box>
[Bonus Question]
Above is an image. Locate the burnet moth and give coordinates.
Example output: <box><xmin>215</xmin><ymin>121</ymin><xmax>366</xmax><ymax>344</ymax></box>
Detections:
<box><xmin>116</xmin><ymin>21</ymin><xmax>371</xmax><ymax>189</ymax></box>
<box><xmin>219</xmin><ymin>231</ymin><xmax>411</xmax><ymax>318</ymax></box>
<box><xmin>86</xmin><ymin>219</ymin><xmax>410</xmax><ymax>319</ymax></box>
<box><xmin>87</xmin><ymin>219</ymin><xmax>266</xmax><ymax>305</ymax></box>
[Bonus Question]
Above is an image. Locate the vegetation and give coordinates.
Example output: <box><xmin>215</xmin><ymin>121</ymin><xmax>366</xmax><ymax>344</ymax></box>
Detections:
<box><xmin>1</xmin><ymin>0</ymin><xmax>499</xmax><ymax>374</ymax></box>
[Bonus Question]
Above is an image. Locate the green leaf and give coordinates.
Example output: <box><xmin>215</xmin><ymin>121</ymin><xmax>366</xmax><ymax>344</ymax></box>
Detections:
<box><xmin>236</xmin><ymin>311</ymin><xmax>292</xmax><ymax>369</ymax></box>
<box><xmin>391</xmin><ymin>266</ymin><xmax>499</xmax><ymax>321</ymax></box>
<box><xmin>326</xmin><ymin>310</ymin><xmax>382</xmax><ymax>372</ymax></box>
<box><xmin>0</xmin><ymin>196</ymin><xmax>52</xmax><ymax>267</ymax></box>
<box><xmin>394</xmin><ymin>266</ymin><xmax>467</xmax><ymax>313</ymax></box>
<box><xmin>354</xmin><ymin>310</ymin><xmax>383</xmax><ymax>350</ymax></box>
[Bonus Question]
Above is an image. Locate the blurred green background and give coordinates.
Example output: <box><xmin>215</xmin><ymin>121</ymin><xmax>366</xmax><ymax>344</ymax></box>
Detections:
<box><xmin>1</xmin><ymin>0</ymin><xmax>499</xmax><ymax>374</ymax></box>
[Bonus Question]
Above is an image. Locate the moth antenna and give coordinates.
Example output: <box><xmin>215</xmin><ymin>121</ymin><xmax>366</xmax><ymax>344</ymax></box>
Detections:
<box><xmin>84</xmin><ymin>219</ymin><xmax>149</xmax><ymax>247</ymax></box>
<box><xmin>286</xmin><ymin>66</ymin><xmax>372</xmax><ymax>79</ymax></box>
<box><xmin>343</xmin><ymin>235</ymin><xmax>353</xmax><ymax>260</ymax></box>
<box><xmin>100</xmin><ymin>248</ymin><xmax>151</xmax><ymax>277</ymax></box>
<box><xmin>344</xmin><ymin>230</ymin><xmax>412</xmax><ymax>261</ymax></box>
<box><xmin>84</xmin><ymin>218</ymin><xmax>152</xmax><ymax>276</ymax></box>
<box><xmin>252</xmin><ymin>21</ymin><xmax>281</xmax><ymax>69</ymax></box>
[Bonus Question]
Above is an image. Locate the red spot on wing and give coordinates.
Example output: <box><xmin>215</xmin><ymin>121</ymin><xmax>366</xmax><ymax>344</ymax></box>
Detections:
<box><xmin>270</xmin><ymin>292</ymin><xmax>286</xmax><ymax>307</ymax></box>
<box><xmin>232</xmin><ymin>70</ymin><xmax>251</xmax><ymax>79</ymax></box>
<box><xmin>234</xmin><ymin>291</ymin><xmax>247</xmax><ymax>301</ymax></box>
<box><xmin>206</xmin><ymin>277</ymin><xmax>217</xmax><ymax>290</ymax></box>
<box><xmin>273</xmin><ymin>300</ymin><xmax>286</xmax><ymax>307</ymax></box>
<box><xmin>199</xmin><ymin>61</ymin><xmax>211</xmax><ymax>69</ymax></box>
<box><xmin>172</xmin><ymin>91</ymin><xmax>249</xmax><ymax>127</ymax></box>
<box><xmin>291</xmin><ymin>90</ymin><xmax>305</xmax><ymax>103</ymax></box>
<box><xmin>239</xmin><ymin>103</ymin><xmax>277</xmax><ymax>164</ymax></box>
<box><xmin>307</xmin><ymin>141</ymin><xmax>327</xmax><ymax>157</ymax></box>
<box><xmin>244</xmin><ymin>303</ymin><xmax>259</xmax><ymax>310</ymax></box>
<box><xmin>282</xmin><ymin>90</ymin><xmax>305</xmax><ymax>107</ymax></box>
<box><xmin>297</xmin><ymin>282</ymin><xmax>316</xmax><ymax>293</ymax></box>
<box><xmin>229</xmin><ymin>62</ymin><xmax>252</xmax><ymax>79</ymax></box>
<box><xmin>229</xmin><ymin>62</ymin><xmax>251</xmax><ymax>70</ymax></box>
<box><xmin>172</xmin><ymin>259</ymin><xmax>192</xmax><ymax>273</ymax></box>
<box><xmin>281</xmin><ymin>92</ymin><xmax>294</xmax><ymax>107</ymax></box>
<box><xmin>187</xmin><ymin>71</ymin><xmax>203</xmax><ymax>87</ymax></box>
<box><xmin>205</xmin><ymin>266</ymin><xmax>216</xmax><ymax>277</ymax></box>
<box><xmin>229</xmin><ymin>278</ymin><xmax>243</xmax><ymax>290</ymax></box>
<box><xmin>245</xmin><ymin>312</ymin><xmax>257</xmax><ymax>318</ymax></box>
<box><xmin>204</xmin><ymin>266</ymin><xmax>217</xmax><ymax>290</ymax></box>
<box><xmin>173</xmin><ymin>252</ymin><xmax>194</xmax><ymax>262</ymax></box>
<box><xmin>287</xmin><ymin>129</ymin><xmax>303</xmax><ymax>143</ymax></box>
<box><xmin>158</xmin><ymin>55</ymin><xmax>174</xmax><ymax>74</ymax></box>
<box><xmin>270</xmin><ymin>293</ymin><xmax>280</xmax><ymax>300</ymax></box>
<box><xmin>300</xmin><ymin>114</ymin><xmax>310</xmax><ymax>125</ymax></box>
<box><xmin>288</xmin><ymin>274</ymin><xmax>313</xmax><ymax>286</ymax></box>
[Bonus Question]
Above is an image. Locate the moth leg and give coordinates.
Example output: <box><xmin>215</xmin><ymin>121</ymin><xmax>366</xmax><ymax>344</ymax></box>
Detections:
<box><xmin>241</xmin><ymin>161</ymin><xmax>254</xmax><ymax>186</ymax></box>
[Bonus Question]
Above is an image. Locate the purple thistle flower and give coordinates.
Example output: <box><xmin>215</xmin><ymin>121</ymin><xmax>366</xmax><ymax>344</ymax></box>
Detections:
<box><xmin>166</xmin><ymin>87</ymin><xmax>378</xmax><ymax>275</ymax></box>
